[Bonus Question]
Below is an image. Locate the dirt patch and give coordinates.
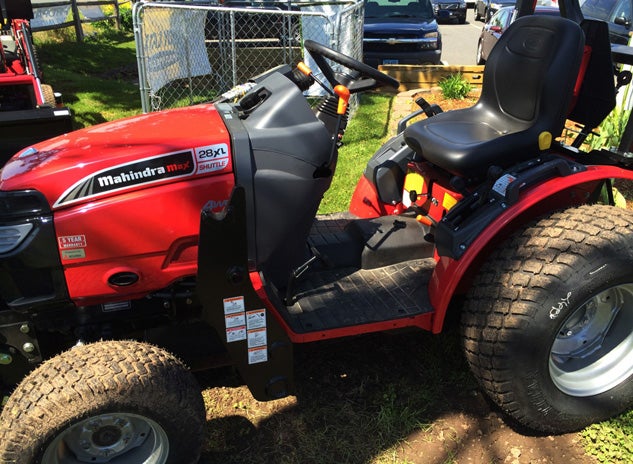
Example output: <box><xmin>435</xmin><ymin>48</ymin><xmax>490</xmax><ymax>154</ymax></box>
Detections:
<box><xmin>388</xmin><ymin>88</ymin><xmax>480</xmax><ymax>135</ymax></box>
<box><xmin>197</xmin><ymin>331</ymin><xmax>596</xmax><ymax>464</ymax></box>
<box><xmin>98</xmin><ymin>63</ymin><xmax>138</xmax><ymax>83</ymax></box>
<box><xmin>398</xmin><ymin>411</ymin><xmax>589</xmax><ymax>464</ymax></box>
<box><xmin>413</xmin><ymin>88</ymin><xmax>480</xmax><ymax>112</ymax></box>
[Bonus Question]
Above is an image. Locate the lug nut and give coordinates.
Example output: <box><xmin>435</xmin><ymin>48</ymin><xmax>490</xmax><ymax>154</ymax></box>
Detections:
<box><xmin>22</xmin><ymin>342</ymin><xmax>35</xmax><ymax>353</ymax></box>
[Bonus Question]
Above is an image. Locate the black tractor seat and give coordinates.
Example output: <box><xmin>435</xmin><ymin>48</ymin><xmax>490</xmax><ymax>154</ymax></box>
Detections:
<box><xmin>404</xmin><ymin>15</ymin><xmax>585</xmax><ymax>179</ymax></box>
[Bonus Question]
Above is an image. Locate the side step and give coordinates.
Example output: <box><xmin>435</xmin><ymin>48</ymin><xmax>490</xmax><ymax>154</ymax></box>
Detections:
<box><xmin>280</xmin><ymin>258</ymin><xmax>435</xmax><ymax>334</ymax></box>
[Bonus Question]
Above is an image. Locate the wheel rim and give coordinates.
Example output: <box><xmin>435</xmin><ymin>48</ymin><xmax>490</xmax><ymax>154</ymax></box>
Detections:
<box><xmin>549</xmin><ymin>283</ymin><xmax>633</xmax><ymax>397</ymax></box>
<box><xmin>42</xmin><ymin>413</ymin><xmax>169</xmax><ymax>464</ymax></box>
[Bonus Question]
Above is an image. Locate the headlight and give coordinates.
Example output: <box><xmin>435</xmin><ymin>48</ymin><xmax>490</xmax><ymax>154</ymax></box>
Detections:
<box><xmin>0</xmin><ymin>223</ymin><xmax>33</xmax><ymax>254</ymax></box>
<box><xmin>421</xmin><ymin>32</ymin><xmax>439</xmax><ymax>49</ymax></box>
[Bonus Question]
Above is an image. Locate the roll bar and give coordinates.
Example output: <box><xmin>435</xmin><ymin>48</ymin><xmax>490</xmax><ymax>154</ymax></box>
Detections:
<box><xmin>514</xmin><ymin>0</ymin><xmax>584</xmax><ymax>23</ymax></box>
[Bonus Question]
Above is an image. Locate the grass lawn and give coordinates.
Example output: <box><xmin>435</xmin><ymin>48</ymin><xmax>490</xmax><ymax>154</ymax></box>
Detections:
<box><xmin>36</xmin><ymin>30</ymin><xmax>142</xmax><ymax>128</ymax></box>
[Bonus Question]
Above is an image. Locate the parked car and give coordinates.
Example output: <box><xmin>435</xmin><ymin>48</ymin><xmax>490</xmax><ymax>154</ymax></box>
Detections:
<box><xmin>363</xmin><ymin>0</ymin><xmax>442</xmax><ymax>66</ymax></box>
<box><xmin>581</xmin><ymin>0</ymin><xmax>633</xmax><ymax>44</ymax></box>
<box><xmin>474</xmin><ymin>0</ymin><xmax>515</xmax><ymax>22</ymax></box>
<box><xmin>431</xmin><ymin>0</ymin><xmax>467</xmax><ymax>23</ymax></box>
<box><xmin>475</xmin><ymin>5</ymin><xmax>559</xmax><ymax>64</ymax></box>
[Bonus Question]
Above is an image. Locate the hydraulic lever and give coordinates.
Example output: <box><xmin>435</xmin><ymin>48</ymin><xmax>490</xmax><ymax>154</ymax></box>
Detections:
<box><xmin>296</xmin><ymin>61</ymin><xmax>335</xmax><ymax>97</ymax></box>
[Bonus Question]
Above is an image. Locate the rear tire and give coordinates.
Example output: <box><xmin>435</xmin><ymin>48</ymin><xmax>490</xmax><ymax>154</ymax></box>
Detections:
<box><xmin>461</xmin><ymin>204</ymin><xmax>633</xmax><ymax>433</ymax></box>
<box><xmin>0</xmin><ymin>340</ymin><xmax>205</xmax><ymax>463</ymax></box>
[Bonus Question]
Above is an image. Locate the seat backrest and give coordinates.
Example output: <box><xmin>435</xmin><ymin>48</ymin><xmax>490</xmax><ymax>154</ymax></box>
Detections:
<box><xmin>479</xmin><ymin>15</ymin><xmax>585</xmax><ymax>136</ymax></box>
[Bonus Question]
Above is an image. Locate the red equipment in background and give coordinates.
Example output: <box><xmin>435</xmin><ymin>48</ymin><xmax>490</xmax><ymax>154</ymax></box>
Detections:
<box><xmin>0</xmin><ymin>0</ymin><xmax>72</xmax><ymax>162</ymax></box>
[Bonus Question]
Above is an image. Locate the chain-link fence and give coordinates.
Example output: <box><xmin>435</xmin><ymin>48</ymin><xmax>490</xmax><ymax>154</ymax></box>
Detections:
<box><xmin>133</xmin><ymin>0</ymin><xmax>364</xmax><ymax>112</ymax></box>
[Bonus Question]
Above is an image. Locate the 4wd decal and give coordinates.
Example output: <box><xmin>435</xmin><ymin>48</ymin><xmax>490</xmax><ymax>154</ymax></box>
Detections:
<box><xmin>54</xmin><ymin>151</ymin><xmax>195</xmax><ymax>207</ymax></box>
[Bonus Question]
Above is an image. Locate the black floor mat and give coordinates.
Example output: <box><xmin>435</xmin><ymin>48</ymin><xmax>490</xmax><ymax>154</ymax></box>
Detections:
<box><xmin>281</xmin><ymin>258</ymin><xmax>435</xmax><ymax>333</ymax></box>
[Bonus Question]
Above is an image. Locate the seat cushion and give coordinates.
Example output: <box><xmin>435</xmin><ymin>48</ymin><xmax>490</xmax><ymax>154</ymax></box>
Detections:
<box><xmin>403</xmin><ymin>15</ymin><xmax>585</xmax><ymax>179</ymax></box>
<box><xmin>404</xmin><ymin>102</ymin><xmax>539</xmax><ymax>177</ymax></box>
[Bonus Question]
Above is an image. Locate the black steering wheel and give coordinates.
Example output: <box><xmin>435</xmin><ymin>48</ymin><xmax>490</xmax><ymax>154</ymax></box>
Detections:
<box><xmin>303</xmin><ymin>40</ymin><xmax>400</xmax><ymax>92</ymax></box>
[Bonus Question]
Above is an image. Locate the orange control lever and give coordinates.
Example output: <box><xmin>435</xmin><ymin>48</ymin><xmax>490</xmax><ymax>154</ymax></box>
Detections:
<box><xmin>296</xmin><ymin>61</ymin><xmax>334</xmax><ymax>96</ymax></box>
<box><xmin>297</xmin><ymin>61</ymin><xmax>312</xmax><ymax>76</ymax></box>
<box><xmin>334</xmin><ymin>85</ymin><xmax>350</xmax><ymax>115</ymax></box>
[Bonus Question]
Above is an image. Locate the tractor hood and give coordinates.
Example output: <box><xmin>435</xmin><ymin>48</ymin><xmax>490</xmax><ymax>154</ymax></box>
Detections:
<box><xmin>0</xmin><ymin>103</ymin><xmax>232</xmax><ymax>210</ymax></box>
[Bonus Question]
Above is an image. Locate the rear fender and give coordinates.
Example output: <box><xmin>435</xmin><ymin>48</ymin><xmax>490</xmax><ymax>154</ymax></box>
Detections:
<box><xmin>429</xmin><ymin>164</ymin><xmax>633</xmax><ymax>333</ymax></box>
<box><xmin>349</xmin><ymin>133</ymin><xmax>412</xmax><ymax>218</ymax></box>
<box><xmin>349</xmin><ymin>174</ymin><xmax>396</xmax><ymax>218</ymax></box>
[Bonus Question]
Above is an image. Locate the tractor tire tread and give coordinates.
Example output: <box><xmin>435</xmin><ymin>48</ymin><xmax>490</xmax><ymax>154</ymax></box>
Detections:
<box><xmin>0</xmin><ymin>340</ymin><xmax>205</xmax><ymax>464</ymax></box>
<box><xmin>41</xmin><ymin>84</ymin><xmax>56</xmax><ymax>106</ymax></box>
<box><xmin>461</xmin><ymin>204</ymin><xmax>633</xmax><ymax>431</ymax></box>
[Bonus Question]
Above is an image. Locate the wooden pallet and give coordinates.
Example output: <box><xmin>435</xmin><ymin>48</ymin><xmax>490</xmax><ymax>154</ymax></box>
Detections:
<box><xmin>378</xmin><ymin>64</ymin><xmax>485</xmax><ymax>92</ymax></box>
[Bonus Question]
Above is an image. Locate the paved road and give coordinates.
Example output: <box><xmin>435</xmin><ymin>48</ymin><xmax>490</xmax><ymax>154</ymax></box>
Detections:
<box><xmin>438</xmin><ymin>7</ymin><xmax>485</xmax><ymax>66</ymax></box>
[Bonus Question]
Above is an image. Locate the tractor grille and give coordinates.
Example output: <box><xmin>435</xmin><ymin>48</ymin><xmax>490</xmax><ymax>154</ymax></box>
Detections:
<box><xmin>0</xmin><ymin>190</ymin><xmax>69</xmax><ymax>309</ymax></box>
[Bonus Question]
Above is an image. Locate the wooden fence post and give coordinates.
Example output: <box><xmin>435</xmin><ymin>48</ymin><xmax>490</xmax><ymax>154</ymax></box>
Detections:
<box><xmin>114</xmin><ymin>0</ymin><xmax>120</xmax><ymax>29</ymax></box>
<box><xmin>70</xmin><ymin>0</ymin><xmax>84</xmax><ymax>41</ymax></box>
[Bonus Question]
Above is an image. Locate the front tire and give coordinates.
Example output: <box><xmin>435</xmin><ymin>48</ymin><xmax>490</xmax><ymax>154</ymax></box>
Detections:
<box><xmin>0</xmin><ymin>340</ymin><xmax>205</xmax><ymax>463</ymax></box>
<box><xmin>461</xmin><ymin>204</ymin><xmax>633</xmax><ymax>433</ymax></box>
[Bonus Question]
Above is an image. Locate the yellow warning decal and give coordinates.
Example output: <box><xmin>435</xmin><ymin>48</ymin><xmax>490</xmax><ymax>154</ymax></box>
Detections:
<box><xmin>404</xmin><ymin>172</ymin><xmax>424</xmax><ymax>194</ymax></box>
<box><xmin>442</xmin><ymin>193</ymin><xmax>458</xmax><ymax>211</ymax></box>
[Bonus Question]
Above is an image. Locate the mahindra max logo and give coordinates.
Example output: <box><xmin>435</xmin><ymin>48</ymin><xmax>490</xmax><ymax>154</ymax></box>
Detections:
<box><xmin>54</xmin><ymin>151</ymin><xmax>195</xmax><ymax>207</ymax></box>
<box><xmin>195</xmin><ymin>143</ymin><xmax>230</xmax><ymax>175</ymax></box>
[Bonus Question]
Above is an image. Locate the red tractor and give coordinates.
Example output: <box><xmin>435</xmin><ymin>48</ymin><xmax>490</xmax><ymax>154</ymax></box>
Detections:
<box><xmin>0</xmin><ymin>0</ymin><xmax>72</xmax><ymax>163</ymax></box>
<box><xmin>1</xmin><ymin>0</ymin><xmax>633</xmax><ymax>461</ymax></box>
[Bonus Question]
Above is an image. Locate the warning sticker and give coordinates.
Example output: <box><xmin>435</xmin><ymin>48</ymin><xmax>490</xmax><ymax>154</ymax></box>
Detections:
<box><xmin>246</xmin><ymin>309</ymin><xmax>266</xmax><ymax>330</ymax></box>
<box><xmin>248</xmin><ymin>346</ymin><xmax>268</xmax><ymax>364</ymax></box>
<box><xmin>223</xmin><ymin>296</ymin><xmax>245</xmax><ymax>314</ymax></box>
<box><xmin>492</xmin><ymin>174</ymin><xmax>517</xmax><ymax>197</ymax></box>
<box><xmin>225</xmin><ymin>312</ymin><xmax>246</xmax><ymax>329</ymax></box>
<box><xmin>226</xmin><ymin>326</ymin><xmax>246</xmax><ymax>343</ymax></box>
<box><xmin>247</xmin><ymin>327</ymin><xmax>267</xmax><ymax>348</ymax></box>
